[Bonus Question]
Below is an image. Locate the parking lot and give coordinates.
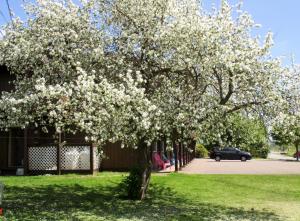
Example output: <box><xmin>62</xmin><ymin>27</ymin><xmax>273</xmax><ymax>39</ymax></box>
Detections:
<box><xmin>180</xmin><ymin>158</ymin><xmax>300</xmax><ymax>174</ymax></box>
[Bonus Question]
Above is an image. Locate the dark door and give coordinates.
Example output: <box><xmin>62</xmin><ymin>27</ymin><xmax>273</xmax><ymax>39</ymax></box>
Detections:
<box><xmin>223</xmin><ymin>148</ymin><xmax>238</xmax><ymax>160</ymax></box>
<box><xmin>222</xmin><ymin>148</ymin><xmax>231</xmax><ymax>159</ymax></box>
<box><xmin>228</xmin><ymin>148</ymin><xmax>240</xmax><ymax>160</ymax></box>
<box><xmin>8</xmin><ymin>129</ymin><xmax>25</xmax><ymax>167</ymax></box>
<box><xmin>0</xmin><ymin>131</ymin><xmax>9</xmax><ymax>169</ymax></box>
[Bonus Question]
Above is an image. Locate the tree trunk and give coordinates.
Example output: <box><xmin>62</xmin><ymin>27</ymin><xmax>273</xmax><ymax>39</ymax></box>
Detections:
<box><xmin>172</xmin><ymin>129</ymin><xmax>179</xmax><ymax>172</ymax></box>
<box><xmin>138</xmin><ymin>143</ymin><xmax>152</xmax><ymax>200</ymax></box>
<box><xmin>173</xmin><ymin>141</ymin><xmax>178</xmax><ymax>172</ymax></box>
<box><xmin>296</xmin><ymin>143</ymin><xmax>299</xmax><ymax>162</ymax></box>
<box><xmin>183</xmin><ymin>144</ymin><xmax>186</xmax><ymax>166</ymax></box>
<box><xmin>179</xmin><ymin>141</ymin><xmax>183</xmax><ymax>168</ymax></box>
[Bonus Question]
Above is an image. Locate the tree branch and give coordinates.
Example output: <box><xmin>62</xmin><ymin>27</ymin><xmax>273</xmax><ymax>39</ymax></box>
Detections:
<box><xmin>220</xmin><ymin>70</ymin><xmax>234</xmax><ymax>105</ymax></box>
<box><xmin>213</xmin><ymin>69</ymin><xmax>224</xmax><ymax>102</ymax></box>
<box><xmin>6</xmin><ymin>0</ymin><xmax>13</xmax><ymax>22</ymax></box>
<box><xmin>226</xmin><ymin>101</ymin><xmax>269</xmax><ymax>114</ymax></box>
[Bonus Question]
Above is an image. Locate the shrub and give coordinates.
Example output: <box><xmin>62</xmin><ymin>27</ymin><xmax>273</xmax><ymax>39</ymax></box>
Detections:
<box><xmin>195</xmin><ymin>144</ymin><xmax>209</xmax><ymax>158</ymax></box>
<box><xmin>257</xmin><ymin>146</ymin><xmax>270</xmax><ymax>159</ymax></box>
<box><xmin>120</xmin><ymin>166</ymin><xmax>143</xmax><ymax>200</ymax></box>
<box><xmin>249</xmin><ymin>144</ymin><xmax>270</xmax><ymax>159</ymax></box>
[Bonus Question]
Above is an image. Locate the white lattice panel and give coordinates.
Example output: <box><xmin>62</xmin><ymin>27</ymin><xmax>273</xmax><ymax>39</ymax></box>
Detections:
<box><xmin>61</xmin><ymin>146</ymin><xmax>91</xmax><ymax>170</ymax></box>
<box><xmin>29</xmin><ymin>146</ymin><xmax>57</xmax><ymax>170</ymax></box>
<box><xmin>93</xmin><ymin>147</ymin><xmax>100</xmax><ymax>170</ymax></box>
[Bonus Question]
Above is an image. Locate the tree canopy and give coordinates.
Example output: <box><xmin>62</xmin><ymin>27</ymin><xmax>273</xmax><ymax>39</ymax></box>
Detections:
<box><xmin>0</xmin><ymin>0</ymin><xmax>284</xmax><ymax>149</ymax></box>
<box><xmin>272</xmin><ymin>65</ymin><xmax>300</xmax><ymax>160</ymax></box>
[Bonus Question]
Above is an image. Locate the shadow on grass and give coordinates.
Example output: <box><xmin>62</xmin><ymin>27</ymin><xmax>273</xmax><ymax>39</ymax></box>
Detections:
<box><xmin>3</xmin><ymin>182</ymin><xmax>282</xmax><ymax>221</ymax></box>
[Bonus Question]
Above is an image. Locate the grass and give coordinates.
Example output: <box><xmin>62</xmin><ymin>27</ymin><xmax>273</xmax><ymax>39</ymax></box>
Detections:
<box><xmin>0</xmin><ymin>173</ymin><xmax>300</xmax><ymax>221</ymax></box>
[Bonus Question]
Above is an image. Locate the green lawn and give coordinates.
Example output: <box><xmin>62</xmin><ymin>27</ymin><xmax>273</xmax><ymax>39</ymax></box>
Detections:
<box><xmin>0</xmin><ymin>173</ymin><xmax>300</xmax><ymax>221</ymax></box>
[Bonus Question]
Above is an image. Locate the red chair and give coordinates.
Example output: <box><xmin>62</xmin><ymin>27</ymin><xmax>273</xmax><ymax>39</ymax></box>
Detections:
<box><xmin>152</xmin><ymin>153</ymin><xmax>170</xmax><ymax>170</ymax></box>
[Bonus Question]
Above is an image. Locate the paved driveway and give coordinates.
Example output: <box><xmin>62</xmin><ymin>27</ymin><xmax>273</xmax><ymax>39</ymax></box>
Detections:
<box><xmin>180</xmin><ymin>158</ymin><xmax>300</xmax><ymax>174</ymax></box>
<box><xmin>268</xmin><ymin>151</ymin><xmax>295</xmax><ymax>161</ymax></box>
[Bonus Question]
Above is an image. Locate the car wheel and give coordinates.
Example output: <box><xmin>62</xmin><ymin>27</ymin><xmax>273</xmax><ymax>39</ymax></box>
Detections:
<box><xmin>241</xmin><ymin>156</ymin><xmax>247</xmax><ymax>162</ymax></box>
<box><xmin>215</xmin><ymin>156</ymin><xmax>221</xmax><ymax>161</ymax></box>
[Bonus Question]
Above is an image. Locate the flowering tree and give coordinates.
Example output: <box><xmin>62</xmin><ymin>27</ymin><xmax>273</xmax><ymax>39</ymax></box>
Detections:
<box><xmin>0</xmin><ymin>0</ymin><xmax>161</xmax><ymax>200</ymax></box>
<box><xmin>0</xmin><ymin>0</ymin><xmax>287</xmax><ymax>199</ymax></box>
<box><xmin>272</xmin><ymin>65</ymin><xmax>300</xmax><ymax>161</ymax></box>
<box><xmin>89</xmin><ymin>0</ymin><xmax>282</xmax><ymax>197</ymax></box>
<box><xmin>99</xmin><ymin>0</ymin><xmax>282</xmax><ymax>145</ymax></box>
<box><xmin>0</xmin><ymin>0</ymin><xmax>157</xmax><ymax>147</ymax></box>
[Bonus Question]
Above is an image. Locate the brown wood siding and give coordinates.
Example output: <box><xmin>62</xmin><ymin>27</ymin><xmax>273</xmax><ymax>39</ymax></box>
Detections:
<box><xmin>9</xmin><ymin>129</ymin><xmax>24</xmax><ymax>167</ymax></box>
<box><xmin>26</xmin><ymin>129</ymin><xmax>143</xmax><ymax>171</ymax></box>
<box><xmin>0</xmin><ymin>131</ymin><xmax>9</xmax><ymax>169</ymax></box>
<box><xmin>101</xmin><ymin>142</ymin><xmax>143</xmax><ymax>171</ymax></box>
<box><xmin>26</xmin><ymin>128</ymin><xmax>87</xmax><ymax>147</ymax></box>
<box><xmin>0</xmin><ymin>129</ymin><xmax>25</xmax><ymax>170</ymax></box>
<box><xmin>27</xmin><ymin>127</ymin><xmax>56</xmax><ymax>147</ymax></box>
<box><xmin>64</xmin><ymin>131</ymin><xmax>86</xmax><ymax>144</ymax></box>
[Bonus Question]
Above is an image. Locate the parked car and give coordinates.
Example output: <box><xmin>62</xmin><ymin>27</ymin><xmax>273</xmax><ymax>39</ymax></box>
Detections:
<box><xmin>293</xmin><ymin>151</ymin><xmax>300</xmax><ymax>158</ymax></box>
<box><xmin>210</xmin><ymin>147</ymin><xmax>252</xmax><ymax>161</ymax></box>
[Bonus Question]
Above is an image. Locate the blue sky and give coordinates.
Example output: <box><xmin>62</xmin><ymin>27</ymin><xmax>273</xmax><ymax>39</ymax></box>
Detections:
<box><xmin>203</xmin><ymin>0</ymin><xmax>300</xmax><ymax>65</ymax></box>
<box><xmin>1</xmin><ymin>0</ymin><xmax>300</xmax><ymax>64</ymax></box>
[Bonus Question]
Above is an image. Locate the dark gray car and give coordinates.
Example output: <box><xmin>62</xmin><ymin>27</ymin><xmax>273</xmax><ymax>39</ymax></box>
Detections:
<box><xmin>210</xmin><ymin>147</ymin><xmax>252</xmax><ymax>161</ymax></box>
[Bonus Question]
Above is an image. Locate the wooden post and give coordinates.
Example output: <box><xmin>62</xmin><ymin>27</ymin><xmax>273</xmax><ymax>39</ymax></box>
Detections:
<box><xmin>185</xmin><ymin>147</ymin><xmax>188</xmax><ymax>164</ymax></box>
<box><xmin>193</xmin><ymin>140</ymin><xmax>196</xmax><ymax>160</ymax></box>
<box><xmin>90</xmin><ymin>145</ymin><xmax>94</xmax><ymax>175</ymax></box>
<box><xmin>173</xmin><ymin>142</ymin><xmax>178</xmax><ymax>172</ymax></box>
<box><xmin>57</xmin><ymin>145</ymin><xmax>61</xmax><ymax>175</ymax></box>
<box><xmin>187</xmin><ymin>150</ymin><xmax>189</xmax><ymax>163</ymax></box>
<box><xmin>57</xmin><ymin>132</ymin><xmax>62</xmax><ymax>175</ymax></box>
<box><xmin>183</xmin><ymin>144</ymin><xmax>186</xmax><ymax>166</ymax></box>
<box><xmin>182</xmin><ymin>144</ymin><xmax>185</xmax><ymax>166</ymax></box>
<box><xmin>184</xmin><ymin>145</ymin><xmax>188</xmax><ymax>165</ymax></box>
<box><xmin>163</xmin><ymin>137</ymin><xmax>169</xmax><ymax>160</ymax></box>
<box><xmin>158</xmin><ymin>140</ymin><xmax>163</xmax><ymax>159</ymax></box>
<box><xmin>179</xmin><ymin>142</ymin><xmax>183</xmax><ymax>168</ymax></box>
<box><xmin>296</xmin><ymin>143</ymin><xmax>299</xmax><ymax>162</ymax></box>
<box><xmin>8</xmin><ymin>129</ymin><xmax>12</xmax><ymax>167</ymax></box>
<box><xmin>23</xmin><ymin>128</ymin><xmax>28</xmax><ymax>175</ymax></box>
<box><xmin>188</xmin><ymin>142</ymin><xmax>192</xmax><ymax>163</ymax></box>
<box><xmin>163</xmin><ymin>139</ymin><xmax>167</xmax><ymax>153</ymax></box>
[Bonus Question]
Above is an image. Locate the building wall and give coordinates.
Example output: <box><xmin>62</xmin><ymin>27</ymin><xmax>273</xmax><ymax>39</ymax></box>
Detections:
<box><xmin>0</xmin><ymin>131</ymin><xmax>9</xmax><ymax>169</ymax></box>
<box><xmin>0</xmin><ymin>66</ymin><xmax>143</xmax><ymax>173</ymax></box>
<box><xmin>0</xmin><ymin>66</ymin><xmax>14</xmax><ymax>171</ymax></box>
<box><xmin>26</xmin><ymin>128</ymin><xmax>87</xmax><ymax>147</ymax></box>
<box><xmin>101</xmin><ymin>142</ymin><xmax>143</xmax><ymax>171</ymax></box>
